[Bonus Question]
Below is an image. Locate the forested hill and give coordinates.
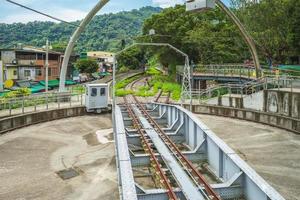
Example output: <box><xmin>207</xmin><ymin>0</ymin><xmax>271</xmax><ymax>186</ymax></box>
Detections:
<box><xmin>0</xmin><ymin>6</ymin><xmax>162</xmax><ymax>52</ymax></box>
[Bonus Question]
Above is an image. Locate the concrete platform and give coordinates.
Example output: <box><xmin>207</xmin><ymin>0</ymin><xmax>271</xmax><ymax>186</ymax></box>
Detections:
<box><xmin>197</xmin><ymin>114</ymin><xmax>300</xmax><ymax>200</ymax></box>
<box><xmin>0</xmin><ymin>115</ymin><xmax>118</xmax><ymax>200</ymax></box>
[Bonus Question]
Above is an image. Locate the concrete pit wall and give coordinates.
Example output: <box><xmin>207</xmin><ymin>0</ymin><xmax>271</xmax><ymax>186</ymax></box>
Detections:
<box><xmin>0</xmin><ymin>107</ymin><xmax>87</xmax><ymax>134</ymax></box>
<box><xmin>186</xmin><ymin>104</ymin><xmax>300</xmax><ymax>134</ymax></box>
<box><xmin>264</xmin><ymin>89</ymin><xmax>300</xmax><ymax>119</ymax></box>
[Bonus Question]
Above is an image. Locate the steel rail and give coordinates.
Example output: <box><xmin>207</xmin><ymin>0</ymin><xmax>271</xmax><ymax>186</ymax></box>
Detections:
<box><xmin>133</xmin><ymin>96</ymin><xmax>221</xmax><ymax>200</ymax></box>
<box><xmin>122</xmin><ymin>97</ymin><xmax>178</xmax><ymax>200</ymax></box>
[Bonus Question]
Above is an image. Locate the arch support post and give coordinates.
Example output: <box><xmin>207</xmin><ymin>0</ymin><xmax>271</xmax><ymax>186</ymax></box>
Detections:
<box><xmin>216</xmin><ymin>0</ymin><xmax>260</xmax><ymax>78</ymax></box>
<box><xmin>59</xmin><ymin>0</ymin><xmax>110</xmax><ymax>92</ymax></box>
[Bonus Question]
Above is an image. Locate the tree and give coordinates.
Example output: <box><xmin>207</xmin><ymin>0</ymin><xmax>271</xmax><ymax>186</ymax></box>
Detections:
<box><xmin>141</xmin><ymin>5</ymin><xmax>248</xmax><ymax>68</ymax></box>
<box><xmin>0</xmin><ymin>7</ymin><xmax>162</xmax><ymax>52</ymax></box>
<box><xmin>235</xmin><ymin>0</ymin><xmax>299</xmax><ymax>64</ymax></box>
<box><xmin>118</xmin><ymin>47</ymin><xmax>145</xmax><ymax>69</ymax></box>
<box><xmin>51</xmin><ymin>42</ymin><xmax>67</xmax><ymax>52</ymax></box>
<box><xmin>75</xmin><ymin>59</ymin><xmax>98</xmax><ymax>74</ymax></box>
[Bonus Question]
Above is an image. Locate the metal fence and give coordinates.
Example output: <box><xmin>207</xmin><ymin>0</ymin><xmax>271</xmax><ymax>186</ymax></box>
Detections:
<box><xmin>0</xmin><ymin>92</ymin><xmax>85</xmax><ymax>118</ymax></box>
<box><xmin>177</xmin><ymin>64</ymin><xmax>300</xmax><ymax>80</ymax></box>
<box><xmin>190</xmin><ymin>77</ymin><xmax>300</xmax><ymax>104</ymax></box>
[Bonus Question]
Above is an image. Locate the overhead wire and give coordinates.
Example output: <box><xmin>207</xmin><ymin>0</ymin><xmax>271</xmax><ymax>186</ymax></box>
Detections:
<box><xmin>6</xmin><ymin>0</ymin><xmax>80</xmax><ymax>27</ymax></box>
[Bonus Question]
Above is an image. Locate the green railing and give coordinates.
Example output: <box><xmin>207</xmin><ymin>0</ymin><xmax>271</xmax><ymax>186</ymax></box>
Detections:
<box><xmin>177</xmin><ymin>64</ymin><xmax>300</xmax><ymax>79</ymax></box>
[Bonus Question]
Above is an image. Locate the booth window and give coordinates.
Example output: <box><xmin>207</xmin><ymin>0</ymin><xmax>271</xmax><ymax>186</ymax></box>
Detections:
<box><xmin>100</xmin><ymin>88</ymin><xmax>106</xmax><ymax>96</ymax></box>
<box><xmin>91</xmin><ymin>88</ymin><xmax>97</xmax><ymax>96</ymax></box>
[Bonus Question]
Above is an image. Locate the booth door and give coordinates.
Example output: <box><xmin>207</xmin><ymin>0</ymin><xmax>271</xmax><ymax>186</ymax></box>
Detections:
<box><xmin>90</xmin><ymin>87</ymin><xmax>98</xmax><ymax>108</ymax></box>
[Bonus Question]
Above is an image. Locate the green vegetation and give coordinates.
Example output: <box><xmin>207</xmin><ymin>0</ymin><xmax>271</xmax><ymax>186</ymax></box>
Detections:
<box><xmin>135</xmin><ymin>86</ymin><xmax>155</xmax><ymax>97</ymax></box>
<box><xmin>71</xmin><ymin>85</ymin><xmax>85</xmax><ymax>95</ymax></box>
<box><xmin>75</xmin><ymin>59</ymin><xmax>98</xmax><ymax>74</ymax></box>
<box><xmin>118</xmin><ymin>47</ymin><xmax>145</xmax><ymax>69</ymax></box>
<box><xmin>118</xmin><ymin>66</ymin><xmax>130</xmax><ymax>73</ymax></box>
<box><xmin>115</xmin><ymin>74</ymin><xmax>143</xmax><ymax>96</ymax></box>
<box><xmin>0</xmin><ymin>7</ymin><xmax>161</xmax><ymax>52</ymax></box>
<box><xmin>137</xmin><ymin>1</ymin><xmax>300</xmax><ymax>71</ymax></box>
<box><xmin>115</xmin><ymin>89</ymin><xmax>134</xmax><ymax>97</ymax></box>
<box><xmin>3</xmin><ymin>88</ymin><xmax>31</xmax><ymax>98</ymax></box>
<box><xmin>135</xmin><ymin>67</ymin><xmax>182</xmax><ymax>101</ymax></box>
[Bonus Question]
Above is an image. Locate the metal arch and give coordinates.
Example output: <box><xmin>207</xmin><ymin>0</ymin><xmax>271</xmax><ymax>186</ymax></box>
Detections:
<box><xmin>113</xmin><ymin>42</ymin><xmax>192</xmax><ymax>110</ymax></box>
<box><xmin>215</xmin><ymin>0</ymin><xmax>261</xmax><ymax>78</ymax></box>
<box><xmin>58</xmin><ymin>0</ymin><xmax>110</xmax><ymax>92</ymax></box>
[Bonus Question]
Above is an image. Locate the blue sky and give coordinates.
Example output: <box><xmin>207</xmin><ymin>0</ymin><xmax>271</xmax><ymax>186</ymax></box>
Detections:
<box><xmin>0</xmin><ymin>0</ymin><xmax>230</xmax><ymax>24</ymax></box>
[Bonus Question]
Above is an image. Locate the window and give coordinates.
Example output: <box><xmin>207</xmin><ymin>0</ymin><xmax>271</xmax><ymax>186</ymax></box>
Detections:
<box><xmin>91</xmin><ymin>88</ymin><xmax>97</xmax><ymax>97</ymax></box>
<box><xmin>100</xmin><ymin>88</ymin><xmax>106</xmax><ymax>96</ymax></box>
<box><xmin>24</xmin><ymin>70</ymin><xmax>31</xmax><ymax>77</ymax></box>
<box><xmin>36</xmin><ymin>69</ymin><xmax>42</xmax><ymax>76</ymax></box>
<box><xmin>13</xmin><ymin>70</ymin><xmax>17</xmax><ymax>76</ymax></box>
<box><xmin>48</xmin><ymin>68</ymin><xmax>52</xmax><ymax>76</ymax></box>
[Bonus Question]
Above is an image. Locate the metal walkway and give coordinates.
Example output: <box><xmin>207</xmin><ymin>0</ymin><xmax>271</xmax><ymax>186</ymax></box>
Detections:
<box><xmin>132</xmin><ymin>104</ymin><xmax>205</xmax><ymax>200</ymax></box>
<box><xmin>114</xmin><ymin>101</ymin><xmax>286</xmax><ymax>200</ymax></box>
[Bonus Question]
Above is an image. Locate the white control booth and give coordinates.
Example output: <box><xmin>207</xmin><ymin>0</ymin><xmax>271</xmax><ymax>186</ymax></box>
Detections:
<box><xmin>186</xmin><ymin>0</ymin><xmax>215</xmax><ymax>11</ymax></box>
<box><xmin>85</xmin><ymin>83</ymin><xmax>109</xmax><ymax>113</ymax></box>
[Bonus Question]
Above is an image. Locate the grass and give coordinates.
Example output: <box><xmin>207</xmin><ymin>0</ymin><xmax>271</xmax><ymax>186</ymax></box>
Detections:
<box><xmin>114</xmin><ymin>67</ymin><xmax>182</xmax><ymax>100</ymax></box>
<box><xmin>115</xmin><ymin>89</ymin><xmax>134</xmax><ymax>97</ymax></box>
<box><xmin>134</xmin><ymin>67</ymin><xmax>182</xmax><ymax>101</ymax></box>
<box><xmin>135</xmin><ymin>86</ymin><xmax>155</xmax><ymax>97</ymax></box>
<box><xmin>115</xmin><ymin>74</ymin><xmax>143</xmax><ymax>96</ymax></box>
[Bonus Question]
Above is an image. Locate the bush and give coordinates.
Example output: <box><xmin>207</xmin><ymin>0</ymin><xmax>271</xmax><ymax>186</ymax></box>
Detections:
<box><xmin>135</xmin><ymin>86</ymin><xmax>155</xmax><ymax>97</ymax></box>
<box><xmin>146</xmin><ymin>67</ymin><xmax>161</xmax><ymax>76</ymax></box>
<box><xmin>4</xmin><ymin>88</ymin><xmax>31</xmax><ymax>98</ymax></box>
<box><xmin>115</xmin><ymin>74</ymin><xmax>142</xmax><ymax>89</ymax></box>
<box><xmin>115</xmin><ymin>89</ymin><xmax>134</xmax><ymax>97</ymax></box>
<box><xmin>75</xmin><ymin>59</ymin><xmax>98</xmax><ymax>74</ymax></box>
<box><xmin>119</xmin><ymin>66</ymin><xmax>129</xmax><ymax>73</ymax></box>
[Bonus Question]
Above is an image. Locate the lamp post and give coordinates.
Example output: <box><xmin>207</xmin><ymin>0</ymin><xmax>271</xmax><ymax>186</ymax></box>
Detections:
<box><xmin>43</xmin><ymin>39</ymin><xmax>52</xmax><ymax>92</ymax></box>
<box><xmin>186</xmin><ymin>0</ymin><xmax>261</xmax><ymax>78</ymax></box>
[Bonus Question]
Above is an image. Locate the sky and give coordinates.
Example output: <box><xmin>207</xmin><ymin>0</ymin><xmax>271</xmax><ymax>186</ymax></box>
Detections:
<box><xmin>0</xmin><ymin>0</ymin><xmax>229</xmax><ymax>24</ymax></box>
<box><xmin>0</xmin><ymin>0</ymin><xmax>184</xmax><ymax>23</ymax></box>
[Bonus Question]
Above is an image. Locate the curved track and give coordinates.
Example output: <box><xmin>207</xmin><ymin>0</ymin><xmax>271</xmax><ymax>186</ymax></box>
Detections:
<box><xmin>120</xmin><ymin>80</ymin><xmax>221</xmax><ymax>200</ymax></box>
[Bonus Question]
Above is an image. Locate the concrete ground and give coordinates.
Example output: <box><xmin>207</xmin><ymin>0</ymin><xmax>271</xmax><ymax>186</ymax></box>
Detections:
<box><xmin>197</xmin><ymin>114</ymin><xmax>300</xmax><ymax>200</ymax></box>
<box><xmin>0</xmin><ymin>115</ymin><xmax>118</xmax><ymax>200</ymax></box>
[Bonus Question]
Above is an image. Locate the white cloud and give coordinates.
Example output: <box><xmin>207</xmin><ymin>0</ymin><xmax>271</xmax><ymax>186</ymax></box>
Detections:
<box><xmin>0</xmin><ymin>8</ymin><xmax>87</xmax><ymax>24</ymax></box>
<box><xmin>152</xmin><ymin>0</ymin><xmax>185</xmax><ymax>8</ymax></box>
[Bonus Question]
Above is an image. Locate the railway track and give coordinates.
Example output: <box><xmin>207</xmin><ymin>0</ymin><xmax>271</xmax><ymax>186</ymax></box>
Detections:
<box><xmin>119</xmin><ymin>80</ymin><xmax>221</xmax><ymax>200</ymax></box>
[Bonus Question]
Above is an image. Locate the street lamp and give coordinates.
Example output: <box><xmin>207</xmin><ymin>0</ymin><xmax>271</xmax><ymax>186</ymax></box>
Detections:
<box><xmin>43</xmin><ymin>39</ymin><xmax>52</xmax><ymax>93</ymax></box>
<box><xmin>186</xmin><ymin>0</ymin><xmax>261</xmax><ymax>78</ymax></box>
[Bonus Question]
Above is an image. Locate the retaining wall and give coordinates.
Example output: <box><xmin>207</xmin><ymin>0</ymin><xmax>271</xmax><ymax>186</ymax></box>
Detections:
<box><xmin>0</xmin><ymin>106</ymin><xmax>87</xmax><ymax>134</ymax></box>
<box><xmin>184</xmin><ymin>104</ymin><xmax>300</xmax><ymax>134</ymax></box>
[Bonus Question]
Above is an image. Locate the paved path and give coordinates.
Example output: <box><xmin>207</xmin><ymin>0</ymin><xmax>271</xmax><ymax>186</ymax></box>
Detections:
<box><xmin>0</xmin><ymin>115</ymin><xmax>118</xmax><ymax>200</ymax></box>
<box><xmin>197</xmin><ymin>114</ymin><xmax>300</xmax><ymax>200</ymax></box>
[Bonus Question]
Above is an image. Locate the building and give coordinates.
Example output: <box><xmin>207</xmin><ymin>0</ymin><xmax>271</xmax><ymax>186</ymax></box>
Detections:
<box><xmin>87</xmin><ymin>51</ymin><xmax>114</xmax><ymax>72</ymax></box>
<box><xmin>0</xmin><ymin>46</ymin><xmax>63</xmax><ymax>82</ymax></box>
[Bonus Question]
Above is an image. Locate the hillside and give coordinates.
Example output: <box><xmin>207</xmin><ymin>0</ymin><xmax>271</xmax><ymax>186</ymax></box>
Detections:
<box><xmin>0</xmin><ymin>6</ymin><xmax>161</xmax><ymax>52</ymax></box>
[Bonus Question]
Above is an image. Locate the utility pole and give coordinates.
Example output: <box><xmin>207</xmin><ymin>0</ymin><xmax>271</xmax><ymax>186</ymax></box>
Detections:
<box><xmin>45</xmin><ymin>39</ymin><xmax>49</xmax><ymax>92</ymax></box>
<box><xmin>0</xmin><ymin>60</ymin><xmax>3</xmax><ymax>92</ymax></box>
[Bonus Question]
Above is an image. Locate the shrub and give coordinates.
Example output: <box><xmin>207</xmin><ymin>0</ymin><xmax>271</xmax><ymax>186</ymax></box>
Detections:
<box><xmin>146</xmin><ymin>67</ymin><xmax>161</xmax><ymax>76</ymax></box>
<box><xmin>4</xmin><ymin>88</ymin><xmax>31</xmax><ymax>98</ymax></box>
<box><xmin>115</xmin><ymin>89</ymin><xmax>134</xmax><ymax>97</ymax></box>
<box><xmin>119</xmin><ymin>66</ymin><xmax>129</xmax><ymax>73</ymax></box>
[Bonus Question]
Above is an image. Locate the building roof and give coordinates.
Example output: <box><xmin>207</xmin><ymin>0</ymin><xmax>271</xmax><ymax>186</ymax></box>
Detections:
<box><xmin>0</xmin><ymin>46</ymin><xmax>63</xmax><ymax>55</ymax></box>
<box><xmin>87</xmin><ymin>51</ymin><xmax>114</xmax><ymax>58</ymax></box>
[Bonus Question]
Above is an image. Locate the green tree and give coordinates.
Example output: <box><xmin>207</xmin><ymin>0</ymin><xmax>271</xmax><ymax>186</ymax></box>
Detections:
<box><xmin>118</xmin><ymin>47</ymin><xmax>145</xmax><ymax>69</ymax></box>
<box><xmin>141</xmin><ymin>5</ymin><xmax>248</xmax><ymax>68</ymax></box>
<box><xmin>75</xmin><ymin>59</ymin><xmax>98</xmax><ymax>74</ymax></box>
<box><xmin>51</xmin><ymin>42</ymin><xmax>67</xmax><ymax>52</ymax></box>
<box><xmin>0</xmin><ymin>7</ymin><xmax>162</xmax><ymax>52</ymax></box>
<box><xmin>235</xmin><ymin>0</ymin><xmax>300</xmax><ymax>64</ymax></box>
